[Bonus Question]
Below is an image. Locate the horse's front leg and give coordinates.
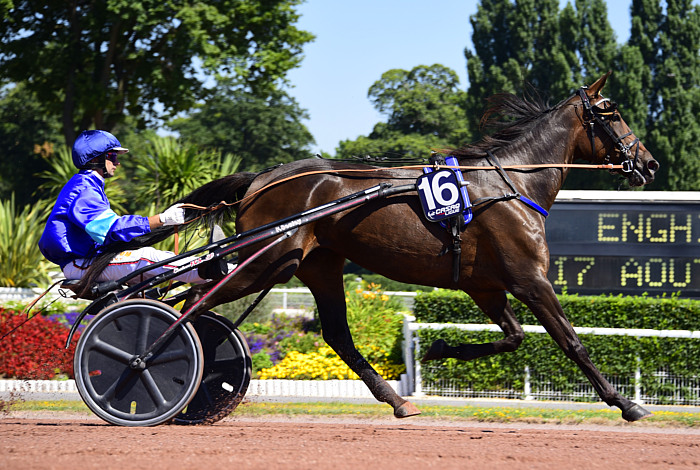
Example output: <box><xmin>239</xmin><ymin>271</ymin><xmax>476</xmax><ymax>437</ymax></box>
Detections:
<box><xmin>511</xmin><ymin>275</ymin><xmax>651</xmax><ymax>422</ymax></box>
<box><xmin>296</xmin><ymin>248</ymin><xmax>420</xmax><ymax>418</ymax></box>
<box><xmin>422</xmin><ymin>290</ymin><xmax>525</xmax><ymax>362</ymax></box>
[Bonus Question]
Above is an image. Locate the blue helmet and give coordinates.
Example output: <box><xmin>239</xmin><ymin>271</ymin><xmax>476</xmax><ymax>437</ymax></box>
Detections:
<box><xmin>71</xmin><ymin>130</ymin><xmax>129</xmax><ymax>169</ymax></box>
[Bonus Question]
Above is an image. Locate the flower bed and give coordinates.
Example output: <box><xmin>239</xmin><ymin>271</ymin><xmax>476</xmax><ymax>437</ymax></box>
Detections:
<box><xmin>0</xmin><ymin>306</ymin><xmax>78</xmax><ymax>379</ymax></box>
<box><xmin>238</xmin><ymin>282</ymin><xmax>407</xmax><ymax>380</ymax></box>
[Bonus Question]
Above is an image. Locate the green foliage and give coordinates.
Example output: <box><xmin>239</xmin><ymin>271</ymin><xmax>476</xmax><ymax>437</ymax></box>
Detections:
<box><xmin>629</xmin><ymin>0</ymin><xmax>700</xmax><ymax>191</ymax></box>
<box><xmin>342</xmin><ymin>272</ymin><xmax>433</xmax><ymax>293</ymax></box>
<box><xmin>130</xmin><ymin>133</ymin><xmax>241</xmax><ymax>209</ymax></box>
<box><xmin>277</xmin><ymin>331</ymin><xmax>323</xmax><ymax>356</ymax></box>
<box><xmin>368</xmin><ymin>65</ymin><xmax>469</xmax><ymax>140</ymax></box>
<box><xmin>464</xmin><ymin>0</ymin><xmax>578</xmax><ymax>138</ymax></box>
<box><xmin>336</xmin><ymin>64</ymin><xmax>470</xmax><ymax>159</ymax></box>
<box><xmin>414</xmin><ymin>290</ymin><xmax>700</xmax><ymax>402</ymax></box>
<box><xmin>336</xmin><ymin>129</ymin><xmax>446</xmax><ymax>161</ymax></box>
<box><xmin>251</xmin><ymin>351</ymin><xmax>274</xmax><ymax>373</ymax></box>
<box><xmin>0</xmin><ymin>0</ymin><xmax>314</xmax><ymax>143</ymax></box>
<box><xmin>0</xmin><ymin>195</ymin><xmax>52</xmax><ymax>287</ymax></box>
<box><xmin>216</xmin><ymin>292</ymin><xmax>274</xmax><ymax>325</ymax></box>
<box><xmin>236</xmin><ymin>283</ymin><xmax>407</xmax><ymax>378</ymax></box>
<box><xmin>0</xmin><ymin>83</ymin><xmax>62</xmax><ymax>206</ymax></box>
<box><xmin>170</xmin><ymin>80</ymin><xmax>315</xmax><ymax>172</ymax></box>
<box><xmin>345</xmin><ymin>281</ymin><xmax>405</xmax><ymax>366</ymax></box>
<box><xmin>414</xmin><ymin>290</ymin><xmax>700</xmax><ymax>329</ymax></box>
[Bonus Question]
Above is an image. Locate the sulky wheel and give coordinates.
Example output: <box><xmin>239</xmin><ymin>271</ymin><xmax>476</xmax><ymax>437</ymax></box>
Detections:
<box><xmin>74</xmin><ymin>299</ymin><xmax>204</xmax><ymax>427</ymax></box>
<box><xmin>172</xmin><ymin>311</ymin><xmax>252</xmax><ymax>425</ymax></box>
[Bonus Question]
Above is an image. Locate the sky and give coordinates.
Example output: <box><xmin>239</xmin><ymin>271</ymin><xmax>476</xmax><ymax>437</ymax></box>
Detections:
<box><xmin>285</xmin><ymin>0</ymin><xmax>636</xmax><ymax>155</ymax></box>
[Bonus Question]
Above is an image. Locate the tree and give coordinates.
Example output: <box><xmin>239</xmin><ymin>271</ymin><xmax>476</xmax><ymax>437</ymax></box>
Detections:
<box><xmin>336</xmin><ymin>64</ymin><xmax>470</xmax><ymax>160</ymax></box>
<box><xmin>464</xmin><ymin>0</ymin><xmax>577</xmax><ymax>137</ymax></box>
<box><xmin>169</xmin><ymin>80</ymin><xmax>315</xmax><ymax>171</ymax></box>
<box><xmin>572</xmin><ymin>0</ymin><xmax>619</xmax><ymax>85</ymax></box>
<box><xmin>464</xmin><ymin>0</ymin><xmax>629</xmax><ymax>190</ymax></box>
<box><xmin>0</xmin><ymin>0</ymin><xmax>314</xmax><ymax>146</ymax></box>
<box><xmin>627</xmin><ymin>0</ymin><xmax>700</xmax><ymax>191</ymax></box>
<box><xmin>0</xmin><ymin>83</ymin><xmax>62</xmax><ymax>206</ymax></box>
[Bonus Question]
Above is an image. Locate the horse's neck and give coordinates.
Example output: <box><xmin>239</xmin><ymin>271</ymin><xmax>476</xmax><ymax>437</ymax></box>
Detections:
<box><xmin>499</xmin><ymin>110</ymin><xmax>580</xmax><ymax>211</ymax></box>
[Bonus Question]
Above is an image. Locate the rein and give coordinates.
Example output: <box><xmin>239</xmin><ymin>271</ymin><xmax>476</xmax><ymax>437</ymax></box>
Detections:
<box><xmin>178</xmin><ymin>161</ymin><xmax>623</xmax><ymax>223</ymax></box>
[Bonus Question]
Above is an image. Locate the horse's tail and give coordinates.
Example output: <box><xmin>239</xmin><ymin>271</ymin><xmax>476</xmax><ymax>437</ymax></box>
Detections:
<box><xmin>72</xmin><ymin>171</ymin><xmax>260</xmax><ymax>298</ymax></box>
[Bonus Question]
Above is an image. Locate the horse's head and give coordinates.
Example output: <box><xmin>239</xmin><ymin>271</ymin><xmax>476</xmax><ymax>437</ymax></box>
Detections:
<box><xmin>572</xmin><ymin>72</ymin><xmax>659</xmax><ymax>187</ymax></box>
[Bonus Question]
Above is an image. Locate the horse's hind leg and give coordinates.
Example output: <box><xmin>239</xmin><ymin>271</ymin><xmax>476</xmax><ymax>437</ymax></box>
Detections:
<box><xmin>422</xmin><ymin>290</ymin><xmax>525</xmax><ymax>362</ymax></box>
<box><xmin>510</xmin><ymin>277</ymin><xmax>651</xmax><ymax>422</ymax></box>
<box><xmin>295</xmin><ymin>248</ymin><xmax>420</xmax><ymax>418</ymax></box>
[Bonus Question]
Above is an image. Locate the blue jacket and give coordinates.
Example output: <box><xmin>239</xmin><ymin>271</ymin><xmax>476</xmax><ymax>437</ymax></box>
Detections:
<box><xmin>39</xmin><ymin>171</ymin><xmax>151</xmax><ymax>268</ymax></box>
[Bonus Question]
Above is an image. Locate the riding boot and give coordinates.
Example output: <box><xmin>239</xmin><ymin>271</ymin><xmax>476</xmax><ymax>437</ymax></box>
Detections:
<box><xmin>197</xmin><ymin>258</ymin><xmax>235</xmax><ymax>281</ymax></box>
<box><xmin>197</xmin><ymin>224</ymin><xmax>235</xmax><ymax>280</ymax></box>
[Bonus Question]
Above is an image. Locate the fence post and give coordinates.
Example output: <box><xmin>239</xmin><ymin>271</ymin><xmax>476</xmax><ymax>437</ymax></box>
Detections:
<box><xmin>634</xmin><ymin>353</ymin><xmax>643</xmax><ymax>404</ymax></box>
<box><xmin>523</xmin><ymin>366</ymin><xmax>534</xmax><ymax>400</ymax></box>
<box><xmin>402</xmin><ymin>315</ymin><xmax>416</xmax><ymax>395</ymax></box>
<box><xmin>413</xmin><ymin>335</ymin><xmax>424</xmax><ymax>397</ymax></box>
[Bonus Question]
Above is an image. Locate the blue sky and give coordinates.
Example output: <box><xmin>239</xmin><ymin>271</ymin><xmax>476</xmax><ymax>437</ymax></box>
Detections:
<box><xmin>285</xmin><ymin>1</ymin><xmax>636</xmax><ymax>155</ymax></box>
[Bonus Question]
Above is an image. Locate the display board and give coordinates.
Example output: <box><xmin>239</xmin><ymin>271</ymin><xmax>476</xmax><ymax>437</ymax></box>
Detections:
<box><xmin>545</xmin><ymin>191</ymin><xmax>700</xmax><ymax>297</ymax></box>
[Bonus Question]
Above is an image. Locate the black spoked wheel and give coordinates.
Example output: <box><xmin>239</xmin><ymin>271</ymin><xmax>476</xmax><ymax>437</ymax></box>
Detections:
<box><xmin>173</xmin><ymin>311</ymin><xmax>252</xmax><ymax>425</ymax></box>
<box><xmin>74</xmin><ymin>299</ymin><xmax>204</xmax><ymax>427</ymax></box>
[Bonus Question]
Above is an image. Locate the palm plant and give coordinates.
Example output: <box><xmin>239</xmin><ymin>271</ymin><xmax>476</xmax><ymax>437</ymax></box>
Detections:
<box><xmin>133</xmin><ymin>134</ymin><xmax>241</xmax><ymax>210</ymax></box>
<box><xmin>131</xmin><ymin>135</ymin><xmax>241</xmax><ymax>252</ymax></box>
<box><xmin>0</xmin><ymin>194</ymin><xmax>52</xmax><ymax>287</ymax></box>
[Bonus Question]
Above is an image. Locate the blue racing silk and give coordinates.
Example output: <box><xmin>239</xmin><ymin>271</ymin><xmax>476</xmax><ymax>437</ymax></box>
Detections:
<box><xmin>39</xmin><ymin>170</ymin><xmax>151</xmax><ymax>268</ymax></box>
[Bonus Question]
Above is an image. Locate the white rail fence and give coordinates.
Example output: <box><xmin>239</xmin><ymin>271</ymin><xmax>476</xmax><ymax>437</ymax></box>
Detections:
<box><xmin>0</xmin><ymin>287</ymin><xmax>419</xmax><ymax>314</ymax></box>
<box><xmin>0</xmin><ymin>378</ymin><xmax>410</xmax><ymax>398</ymax></box>
<box><xmin>4</xmin><ymin>288</ymin><xmax>700</xmax><ymax>405</ymax></box>
<box><xmin>402</xmin><ymin>317</ymin><xmax>700</xmax><ymax>405</ymax></box>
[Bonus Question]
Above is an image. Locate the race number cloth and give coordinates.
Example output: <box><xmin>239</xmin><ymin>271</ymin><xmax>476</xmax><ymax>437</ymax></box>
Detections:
<box><xmin>419</xmin><ymin>156</ymin><xmax>473</xmax><ymax>224</ymax></box>
<box><xmin>63</xmin><ymin>247</ymin><xmax>206</xmax><ymax>285</ymax></box>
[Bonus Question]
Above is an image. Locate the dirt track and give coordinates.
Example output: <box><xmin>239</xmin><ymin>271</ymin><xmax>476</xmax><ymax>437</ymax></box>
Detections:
<box><xmin>1</xmin><ymin>413</ymin><xmax>699</xmax><ymax>469</ymax></box>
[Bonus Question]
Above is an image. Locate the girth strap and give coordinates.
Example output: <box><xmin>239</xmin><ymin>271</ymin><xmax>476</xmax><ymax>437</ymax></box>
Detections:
<box><xmin>473</xmin><ymin>150</ymin><xmax>549</xmax><ymax>218</ymax></box>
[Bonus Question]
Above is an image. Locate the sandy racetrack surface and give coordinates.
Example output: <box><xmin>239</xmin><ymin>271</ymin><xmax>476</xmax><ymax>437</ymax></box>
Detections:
<box><xmin>2</xmin><ymin>413</ymin><xmax>699</xmax><ymax>469</ymax></box>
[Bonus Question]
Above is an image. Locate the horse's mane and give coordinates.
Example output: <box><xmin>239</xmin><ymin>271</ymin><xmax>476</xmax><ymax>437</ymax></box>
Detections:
<box><xmin>450</xmin><ymin>87</ymin><xmax>556</xmax><ymax>159</ymax></box>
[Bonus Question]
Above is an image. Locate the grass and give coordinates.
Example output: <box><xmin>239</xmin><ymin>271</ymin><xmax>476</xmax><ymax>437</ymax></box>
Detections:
<box><xmin>3</xmin><ymin>399</ymin><xmax>699</xmax><ymax>427</ymax></box>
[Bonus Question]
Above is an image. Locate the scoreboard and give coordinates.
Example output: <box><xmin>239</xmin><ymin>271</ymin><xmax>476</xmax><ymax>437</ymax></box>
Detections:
<box><xmin>545</xmin><ymin>191</ymin><xmax>700</xmax><ymax>297</ymax></box>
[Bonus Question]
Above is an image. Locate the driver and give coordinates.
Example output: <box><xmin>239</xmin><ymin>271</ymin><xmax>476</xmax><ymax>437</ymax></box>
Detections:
<box><xmin>39</xmin><ymin>129</ymin><xmax>228</xmax><ymax>285</ymax></box>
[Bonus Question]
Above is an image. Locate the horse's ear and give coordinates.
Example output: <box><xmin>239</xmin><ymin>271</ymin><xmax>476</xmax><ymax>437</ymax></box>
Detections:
<box><xmin>587</xmin><ymin>71</ymin><xmax>612</xmax><ymax>98</ymax></box>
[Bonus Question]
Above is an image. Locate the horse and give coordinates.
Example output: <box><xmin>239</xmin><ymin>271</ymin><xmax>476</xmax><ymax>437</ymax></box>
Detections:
<box><xmin>109</xmin><ymin>72</ymin><xmax>660</xmax><ymax>421</ymax></box>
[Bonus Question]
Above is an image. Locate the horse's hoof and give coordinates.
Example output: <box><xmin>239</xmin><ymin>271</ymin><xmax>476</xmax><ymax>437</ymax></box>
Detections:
<box><xmin>394</xmin><ymin>401</ymin><xmax>421</xmax><ymax>418</ymax></box>
<box><xmin>421</xmin><ymin>339</ymin><xmax>447</xmax><ymax>363</ymax></box>
<box><xmin>621</xmin><ymin>403</ymin><xmax>652</xmax><ymax>422</ymax></box>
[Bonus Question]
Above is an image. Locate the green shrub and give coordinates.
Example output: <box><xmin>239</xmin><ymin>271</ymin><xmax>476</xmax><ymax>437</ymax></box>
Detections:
<box><xmin>413</xmin><ymin>290</ymin><xmax>700</xmax><ymax>330</ymax></box>
<box><xmin>251</xmin><ymin>351</ymin><xmax>274</xmax><ymax>372</ymax></box>
<box><xmin>413</xmin><ymin>291</ymin><xmax>700</xmax><ymax>403</ymax></box>
<box><xmin>0</xmin><ymin>195</ymin><xmax>52</xmax><ymax>287</ymax></box>
<box><xmin>249</xmin><ymin>282</ymin><xmax>407</xmax><ymax>380</ymax></box>
<box><xmin>345</xmin><ymin>281</ymin><xmax>406</xmax><ymax>368</ymax></box>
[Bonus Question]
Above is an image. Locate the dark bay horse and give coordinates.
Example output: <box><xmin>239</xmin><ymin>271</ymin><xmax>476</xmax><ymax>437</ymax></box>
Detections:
<box><xmin>180</xmin><ymin>72</ymin><xmax>658</xmax><ymax>421</ymax></box>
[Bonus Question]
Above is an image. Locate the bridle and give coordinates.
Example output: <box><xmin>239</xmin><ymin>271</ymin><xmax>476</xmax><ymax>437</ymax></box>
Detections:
<box><xmin>576</xmin><ymin>87</ymin><xmax>642</xmax><ymax>179</ymax></box>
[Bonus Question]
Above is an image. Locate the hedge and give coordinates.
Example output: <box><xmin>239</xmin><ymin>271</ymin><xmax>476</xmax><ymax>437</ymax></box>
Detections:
<box><xmin>412</xmin><ymin>291</ymin><xmax>700</xmax><ymax>403</ymax></box>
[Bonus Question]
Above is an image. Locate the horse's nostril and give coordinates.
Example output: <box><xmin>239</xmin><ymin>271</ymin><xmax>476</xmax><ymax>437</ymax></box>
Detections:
<box><xmin>647</xmin><ymin>159</ymin><xmax>660</xmax><ymax>173</ymax></box>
